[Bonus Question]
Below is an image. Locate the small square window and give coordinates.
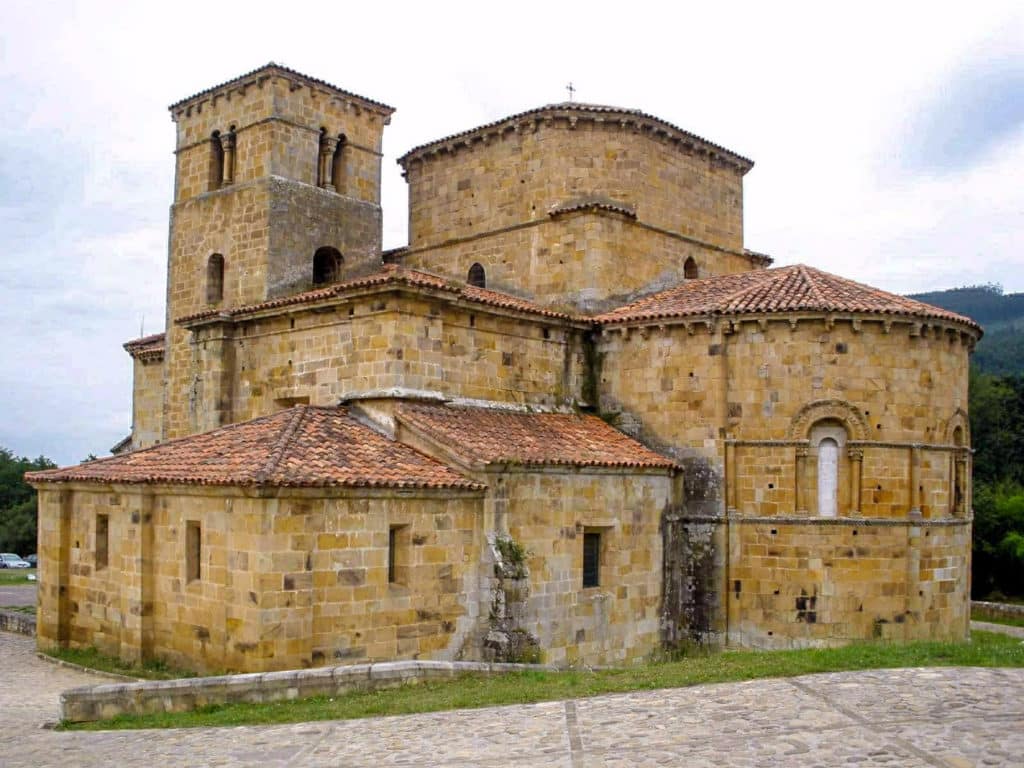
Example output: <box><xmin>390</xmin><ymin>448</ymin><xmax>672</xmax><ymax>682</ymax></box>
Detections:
<box><xmin>583</xmin><ymin>532</ymin><xmax>601</xmax><ymax>588</ymax></box>
<box><xmin>186</xmin><ymin>521</ymin><xmax>201</xmax><ymax>582</ymax></box>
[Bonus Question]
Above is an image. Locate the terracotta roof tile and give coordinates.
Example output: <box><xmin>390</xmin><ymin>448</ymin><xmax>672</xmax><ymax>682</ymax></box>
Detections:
<box><xmin>595</xmin><ymin>264</ymin><xmax>981</xmax><ymax>331</ymax></box>
<box><xmin>26</xmin><ymin>406</ymin><xmax>482</xmax><ymax>491</ymax></box>
<box><xmin>123</xmin><ymin>332</ymin><xmax>165</xmax><ymax>359</ymax></box>
<box><xmin>176</xmin><ymin>265</ymin><xmax>583</xmax><ymax>324</ymax></box>
<box><xmin>396</xmin><ymin>403</ymin><xmax>678</xmax><ymax>471</ymax></box>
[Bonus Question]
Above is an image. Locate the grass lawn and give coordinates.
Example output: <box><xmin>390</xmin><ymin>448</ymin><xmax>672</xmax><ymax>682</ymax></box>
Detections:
<box><xmin>63</xmin><ymin>630</ymin><xmax>1024</xmax><ymax>731</ymax></box>
<box><xmin>44</xmin><ymin>646</ymin><xmax>205</xmax><ymax>681</ymax></box>
<box><xmin>972</xmin><ymin>608</ymin><xmax>1024</xmax><ymax>628</ymax></box>
<box><xmin>0</xmin><ymin>568</ymin><xmax>36</xmax><ymax>585</ymax></box>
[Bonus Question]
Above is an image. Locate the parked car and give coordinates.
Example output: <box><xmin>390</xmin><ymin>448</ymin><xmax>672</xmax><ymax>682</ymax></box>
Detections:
<box><xmin>0</xmin><ymin>553</ymin><xmax>31</xmax><ymax>568</ymax></box>
<box><xmin>24</xmin><ymin>554</ymin><xmax>37</xmax><ymax>567</ymax></box>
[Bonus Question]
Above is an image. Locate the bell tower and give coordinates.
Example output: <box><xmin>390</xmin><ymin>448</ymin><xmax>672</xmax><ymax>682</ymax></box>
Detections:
<box><xmin>162</xmin><ymin>64</ymin><xmax>394</xmax><ymax>439</ymax></box>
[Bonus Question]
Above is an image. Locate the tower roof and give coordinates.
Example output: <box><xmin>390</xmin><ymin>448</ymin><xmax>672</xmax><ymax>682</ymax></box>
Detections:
<box><xmin>397</xmin><ymin>102</ymin><xmax>753</xmax><ymax>173</ymax></box>
<box><xmin>26</xmin><ymin>406</ymin><xmax>481</xmax><ymax>490</ymax></box>
<box><xmin>595</xmin><ymin>264</ymin><xmax>982</xmax><ymax>332</ymax></box>
<box><xmin>168</xmin><ymin>62</ymin><xmax>394</xmax><ymax>116</ymax></box>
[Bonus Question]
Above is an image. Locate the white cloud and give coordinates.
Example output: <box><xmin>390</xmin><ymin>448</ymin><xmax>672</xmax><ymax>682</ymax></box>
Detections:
<box><xmin>0</xmin><ymin>0</ymin><xmax>1021</xmax><ymax>462</ymax></box>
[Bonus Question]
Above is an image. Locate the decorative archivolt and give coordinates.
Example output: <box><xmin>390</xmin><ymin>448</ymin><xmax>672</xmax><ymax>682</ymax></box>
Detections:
<box><xmin>945</xmin><ymin>407</ymin><xmax>970</xmax><ymax>447</ymax></box>
<box><xmin>786</xmin><ymin>399</ymin><xmax>870</xmax><ymax>442</ymax></box>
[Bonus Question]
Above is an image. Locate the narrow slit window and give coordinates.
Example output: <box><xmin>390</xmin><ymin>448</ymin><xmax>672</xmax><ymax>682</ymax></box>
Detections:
<box><xmin>186</xmin><ymin>520</ymin><xmax>201</xmax><ymax>582</ymax></box>
<box><xmin>206</xmin><ymin>253</ymin><xmax>224</xmax><ymax>303</ymax></box>
<box><xmin>582</xmin><ymin>531</ymin><xmax>601</xmax><ymax>588</ymax></box>
<box><xmin>96</xmin><ymin>514</ymin><xmax>109</xmax><ymax>570</ymax></box>
<box><xmin>388</xmin><ymin>524</ymin><xmax>409</xmax><ymax>585</ymax></box>
<box><xmin>684</xmin><ymin>257</ymin><xmax>698</xmax><ymax>280</ymax></box>
<box><xmin>209</xmin><ymin>131</ymin><xmax>224</xmax><ymax>191</ymax></box>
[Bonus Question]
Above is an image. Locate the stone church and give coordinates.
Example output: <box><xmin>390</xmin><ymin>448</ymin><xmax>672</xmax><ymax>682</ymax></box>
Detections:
<box><xmin>28</xmin><ymin>64</ymin><xmax>980</xmax><ymax>673</ymax></box>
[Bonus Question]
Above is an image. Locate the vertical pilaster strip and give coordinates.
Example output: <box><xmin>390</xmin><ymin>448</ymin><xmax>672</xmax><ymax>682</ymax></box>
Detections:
<box><xmin>910</xmin><ymin>445</ymin><xmax>922</xmax><ymax>516</ymax></box>
<box><xmin>848</xmin><ymin>447</ymin><xmax>863</xmax><ymax>516</ymax></box>
<box><xmin>795</xmin><ymin>445</ymin><xmax>808</xmax><ymax>514</ymax></box>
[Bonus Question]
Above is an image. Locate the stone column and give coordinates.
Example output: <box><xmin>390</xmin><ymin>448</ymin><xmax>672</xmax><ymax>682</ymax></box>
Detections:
<box><xmin>319</xmin><ymin>135</ymin><xmax>338</xmax><ymax>191</ymax></box>
<box><xmin>847</xmin><ymin>446</ymin><xmax>863</xmax><ymax>517</ymax></box>
<box><xmin>219</xmin><ymin>130</ymin><xmax>236</xmax><ymax>187</ymax></box>
<box><xmin>794</xmin><ymin>445</ymin><xmax>808</xmax><ymax>514</ymax></box>
<box><xmin>910</xmin><ymin>445</ymin><xmax>922</xmax><ymax>518</ymax></box>
<box><xmin>954</xmin><ymin>452</ymin><xmax>967</xmax><ymax>517</ymax></box>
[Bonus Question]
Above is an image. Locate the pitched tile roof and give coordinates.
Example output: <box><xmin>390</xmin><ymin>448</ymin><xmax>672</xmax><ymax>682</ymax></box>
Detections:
<box><xmin>169</xmin><ymin>62</ymin><xmax>393</xmax><ymax>114</ymax></box>
<box><xmin>26</xmin><ymin>406</ymin><xmax>482</xmax><ymax>491</ymax></box>
<box><xmin>123</xmin><ymin>332</ymin><xmax>165</xmax><ymax>359</ymax></box>
<box><xmin>398</xmin><ymin>102</ymin><xmax>753</xmax><ymax>172</ymax></box>
<box><xmin>396</xmin><ymin>403</ymin><xmax>678</xmax><ymax>471</ymax></box>
<box><xmin>176</xmin><ymin>264</ymin><xmax>583</xmax><ymax>324</ymax></box>
<box><xmin>595</xmin><ymin>264</ymin><xmax>981</xmax><ymax>331</ymax></box>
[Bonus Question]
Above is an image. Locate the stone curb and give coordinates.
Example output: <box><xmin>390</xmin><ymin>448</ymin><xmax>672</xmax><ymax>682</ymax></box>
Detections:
<box><xmin>972</xmin><ymin>600</ymin><xmax>1024</xmax><ymax>621</ymax></box>
<box><xmin>60</xmin><ymin>659</ymin><xmax>554</xmax><ymax>723</ymax></box>
<box><xmin>0</xmin><ymin>609</ymin><xmax>36</xmax><ymax>636</ymax></box>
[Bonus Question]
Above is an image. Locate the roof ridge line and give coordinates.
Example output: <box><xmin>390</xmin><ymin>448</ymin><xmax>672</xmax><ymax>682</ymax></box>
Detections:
<box><xmin>254</xmin><ymin>406</ymin><xmax>308</xmax><ymax>483</ymax></box>
<box><xmin>797</xmin><ymin>264</ymin><xmax>828</xmax><ymax>307</ymax></box>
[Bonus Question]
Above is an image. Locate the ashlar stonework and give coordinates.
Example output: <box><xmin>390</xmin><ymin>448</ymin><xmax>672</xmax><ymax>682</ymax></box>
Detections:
<box><xmin>27</xmin><ymin>63</ymin><xmax>981</xmax><ymax>672</ymax></box>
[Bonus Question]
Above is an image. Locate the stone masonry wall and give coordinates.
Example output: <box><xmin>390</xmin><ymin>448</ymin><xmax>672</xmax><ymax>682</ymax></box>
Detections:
<box><xmin>400</xmin><ymin>117</ymin><xmax>751</xmax><ymax>311</ymax></box>
<box><xmin>727</xmin><ymin>519</ymin><xmax>970</xmax><ymax>648</ymax></box>
<box><xmin>405</xmin><ymin>118</ymin><xmax>744</xmax><ymax>252</ymax></box>
<box><xmin>131</xmin><ymin>355</ymin><xmax>163</xmax><ymax>449</ymax></box>
<box><xmin>401</xmin><ymin>211</ymin><xmax>757</xmax><ymax>314</ymax></box>
<box><xmin>184</xmin><ymin>293</ymin><xmax>588</xmax><ymax>432</ymax></box>
<box><xmin>501</xmin><ymin>470</ymin><xmax>671</xmax><ymax>666</ymax></box>
<box><xmin>37</xmin><ymin>485</ymin><xmax>486</xmax><ymax>673</ymax></box>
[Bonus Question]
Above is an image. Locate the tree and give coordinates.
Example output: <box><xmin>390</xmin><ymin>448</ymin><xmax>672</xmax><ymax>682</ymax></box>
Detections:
<box><xmin>0</xmin><ymin>448</ymin><xmax>56</xmax><ymax>554</ymax></box>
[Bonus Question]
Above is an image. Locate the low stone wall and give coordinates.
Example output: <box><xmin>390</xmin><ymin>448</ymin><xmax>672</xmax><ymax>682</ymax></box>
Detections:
<box><xmin>972</xmin><ymin>600</ymin><xmax>1024</xmax><ymax>622</ymax></box>
<box><xmin>61</xmin><ymin>659</ymin><xmax>549</xmax><ymax>723</ymax></box>
<box><xmin>0</xmin><ymin>609</ymin><xmax>36</xmax><ymax>636</ymax></box>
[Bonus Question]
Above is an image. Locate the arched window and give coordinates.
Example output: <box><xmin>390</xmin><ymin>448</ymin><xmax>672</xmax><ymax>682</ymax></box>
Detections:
<box><xmin>684</xmin><ymin>257</ymin><xmax>698</xmax><ymax>280</ymax></box>
<box><xmin>209</xmin><ymin>130</ymin><xmax>224</xmax><ymax>191</ymax></box>
<box><xmin>468</xmin><ymin>262</ymin><xmax>486</xmax><ymax>288</ymax></box>
<box><xmin>313</xmin><ymin>246</ymin><xmax>343</xmax><ymax>285</ymax></box>
<box><xmin>206</xmin><ymin>254</ymin><xmax>224</xmax><ymax>303</ymax></box>
<box><xmin>817</xmin><ymin>437</ymin><xmax>839</xmax><ymax>518</ymax></box>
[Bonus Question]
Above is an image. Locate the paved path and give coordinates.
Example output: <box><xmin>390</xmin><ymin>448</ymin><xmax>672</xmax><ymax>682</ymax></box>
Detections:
<box><xmin>0</xmin><ymin>583</ymin><xmax>36</xmax><ymax>606</ymax></box>
<box><xmin>972</xmin><ymin>619</ymin><xmax>1024</xmax><ymax>639</ymax></box>
<box><xmin>3</xmin><ymin>631</ymin><xmax>1023</xmax><ymax>767</ymax></box>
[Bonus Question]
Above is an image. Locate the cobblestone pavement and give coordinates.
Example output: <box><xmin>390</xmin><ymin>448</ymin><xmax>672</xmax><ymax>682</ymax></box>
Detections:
<box><xmin>3</xmin><ymin>630</ymin><xmax>1023</xmax><ymax>767</ymax></box>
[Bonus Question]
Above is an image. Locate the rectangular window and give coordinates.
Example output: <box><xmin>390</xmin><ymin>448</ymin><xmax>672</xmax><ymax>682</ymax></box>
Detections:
<box><xmin>388</xmin><ymin>526</ymin><xmax>398</xmax><ymax>583</ymax></box>
<box><xmin>389</xmin><ymin>524</ymin><xmax>409</xmax><ymax>585</ymax></box>
<box><xmin>95</xmin><ymin>514</ymin><xmax>109</xmax><ymax>570</ymax></box>
<box><xmin>186</xmin><ymin>521</ymin><xmax>201</xmax><ymax>582</ymax></box>
<box><xmin>582</xmin><ymin>532</ymin><xmax>601</xmax><ymax>588</ymax></box>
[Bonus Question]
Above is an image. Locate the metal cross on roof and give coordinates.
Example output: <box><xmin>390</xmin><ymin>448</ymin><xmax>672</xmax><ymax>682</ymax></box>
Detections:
<box><xmin>566</xmin><ymin>82</ymin><xmax>575</xmax><ymax>102</ymax></box>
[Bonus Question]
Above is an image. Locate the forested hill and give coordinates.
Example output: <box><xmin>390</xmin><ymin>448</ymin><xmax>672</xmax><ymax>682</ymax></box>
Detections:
<box><xmin>909</xmin><ymin>284</ymin><xmax>1024</xmax><ymax>375</ymax></box>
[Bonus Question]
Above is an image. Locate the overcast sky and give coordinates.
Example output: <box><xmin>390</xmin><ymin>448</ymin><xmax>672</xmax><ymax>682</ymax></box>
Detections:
<box><xmin>1</xmin><ymin>1</ymin><xmax>1021</xmax><ymax>465</ymax></box>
